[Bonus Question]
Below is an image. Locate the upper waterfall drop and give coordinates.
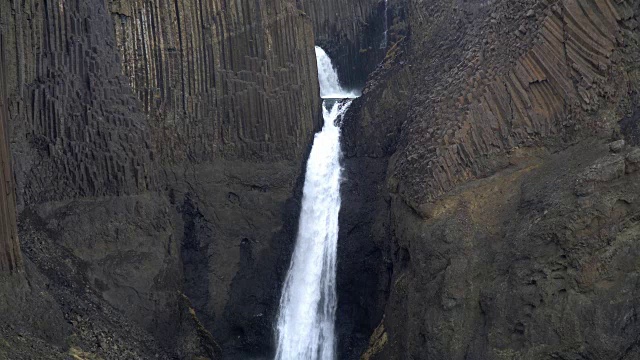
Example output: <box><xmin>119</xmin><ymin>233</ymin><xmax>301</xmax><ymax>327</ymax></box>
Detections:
<box><xmin>274</xmin><ymin>47</ymin><xmax>358</xmax><ymax>360</ymax></box>
<box><xmin>315</xmin><ymin>46</ymin><xmax>360</xmax><ymax>99</ymax></box>
<box><xmin>380</xmin><ymin>0</ymin><xmax>388</xmax><ymax>49</ymax></box>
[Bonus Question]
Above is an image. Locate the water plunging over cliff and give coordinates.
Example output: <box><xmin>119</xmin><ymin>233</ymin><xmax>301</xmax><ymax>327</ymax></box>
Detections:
<box><xmin>315</xmin><ymin>47</ymin><xmax>360</xmax><ymax>99</ymax></box>
<box><xmin>274</xmin><ymin>48</ymin><xmax>356</xmax><ymax>360</ymax></box>
<box><xmin>380</xmin><ymin>0</ymin><xmax>388</xmax><ymax>49</ymax></box>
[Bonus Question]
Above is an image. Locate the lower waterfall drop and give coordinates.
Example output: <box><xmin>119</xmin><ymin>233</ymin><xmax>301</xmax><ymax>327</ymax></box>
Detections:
<box><xmin>274</xmin><ymin>47</ymin><xmax>358</xmax><ymax>360</ymax></box>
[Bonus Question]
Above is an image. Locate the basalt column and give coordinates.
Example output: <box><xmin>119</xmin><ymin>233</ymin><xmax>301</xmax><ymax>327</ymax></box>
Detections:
<box><xmin>1</xmin><ymin>0</ymin><xmax>321</xmax><ymax>356</ymax></box>
<box><xmin>345</xmin><ymin>0</ymin><xmax>640</xmax><ymax>359</ymax></box>
<box><xmin>111</xmin><ymin>0</ymin><xmax>321</xmax><ymax>162</ymax></box>
<box><xmin>0</xmin><ymin>29</ymin><xmax>21</xmax><ymax>274</ymax></box>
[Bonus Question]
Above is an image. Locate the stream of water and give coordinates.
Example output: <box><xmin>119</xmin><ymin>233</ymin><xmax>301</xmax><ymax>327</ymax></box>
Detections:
<box><xmin>381</xmin><ymin>0</ymin><xmax>388</xmax><ymax>49</ymax></box>
<box><xmin>274</xmin><ymin>47</ymin><xmax>357</xmax><ymax>360</ymax></box>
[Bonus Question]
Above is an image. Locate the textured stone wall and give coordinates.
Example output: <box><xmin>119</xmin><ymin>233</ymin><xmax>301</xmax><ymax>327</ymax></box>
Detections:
<box><xmin>341</xmin><ymin>0</ymin><xmax>640</xmax><ymax>358</ymax></box>
<box><xmin>1</xmin><ymin>0</ymin><xmax>320</xmax><ymax>207</ymax></box>
<box><xmin>393</xmin><ymin>0</ymin><xmax>637</xmax><ymax>213</ymax></box>
<box><xmin>0</xmin><ymin>0</ymin><xmax>320</xmax><ymax>356</ymax></box>
<box><xmin>110</xmin><ymin>0</ymin><xmax>320</xmax><ymax>162</ymax></box>
<box><xmin>1</xmin><ymin>0</ymin><xmax>155</xmax><ymax>206</ymax></box>
<box><xmin>0</xmin><ymin>30</ymin><xmax>21</xmax><ymax>274</ymax></box>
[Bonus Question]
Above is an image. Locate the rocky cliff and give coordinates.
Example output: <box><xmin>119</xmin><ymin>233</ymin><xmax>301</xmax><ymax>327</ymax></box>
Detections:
<box><xmin>0</xmin><ymin>30</ymin><xmax>21</xmax><ymax>274</ymax></box>
<box><xmin>2</xmin><ymin>0</ymin><xmax>639</xmax><ymax>358</ymax></box>
<box><xmin>110</xmin><ymin>0</ymin><xmax>320</xmax><ymax>162</ymax></box>
<box><xmin>342</xmin><ymin>0</ymin><xmax>640</xmax><ymax>358</ymax></box>
<box><xmin>0</xmin><ymin>0</ymin><xmax>319</xmax><ymax>357</ymax></box>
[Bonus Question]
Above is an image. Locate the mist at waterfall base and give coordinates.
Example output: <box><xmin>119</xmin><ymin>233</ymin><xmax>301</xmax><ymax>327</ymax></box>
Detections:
<box><xmin>273</xmin><ymin>47</ymin><xmax>357</xmax><ymax>360</ymax></box>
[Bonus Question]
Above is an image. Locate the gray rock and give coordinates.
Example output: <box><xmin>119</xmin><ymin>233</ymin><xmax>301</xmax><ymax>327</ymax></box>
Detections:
<box><xmin>609</xmin><ymin>139</ymin><xmax>626</xmax><ymax>153</ymax></box>
<box><xmin>625</xmin><ymin>148</ymin><xmax>640</xmax><ymax>173</ymax></box>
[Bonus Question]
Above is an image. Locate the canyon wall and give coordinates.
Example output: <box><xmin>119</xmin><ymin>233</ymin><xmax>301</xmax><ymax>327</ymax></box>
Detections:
<box><xmin>0</xmin><ymin>0</ymin><xmax>319</xmax><ymax>357</ymax></box>
<box><xmin>0</xmin><ymin>30</ymin><xmax>21</xmax><ymax>274</ymax></box>
<box><xmin>110</xmin><ymin>0</ymin><xmax>320</xmax><ymax>162</ymax></box>
<box><xmin>2</xmin><ymin>0</ymin><xmax>319</xmax><ymax>204</ymax></box>
<box><xmin>343</xmin><ymin>0</ymin><xmax>640</xmax><ymax>358</ymax></box>
<box><xmin>3</xmin><ymin>0</ymin><xmax>638</xmax><ymax>358</ymax></box>
<box><xmin>392</xmin><ymin>0</ymin><xmax>637</xmax><ymax>211</ymax></box>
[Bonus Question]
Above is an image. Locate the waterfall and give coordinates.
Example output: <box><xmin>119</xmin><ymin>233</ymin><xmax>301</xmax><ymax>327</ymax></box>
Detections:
<box><xmin>274</xmin><ymin>47</ymin><xmax>356</xmax><ymax>360</ymax></box>
<box><xmin>380</xmin><ymin>0</ymin><xmax>388</xmax><ymax>49</ymax></box>
<box><xmin>315</xmin><ymin>47</ymin><xmax>360</xmax><ymax>99</ymax></box>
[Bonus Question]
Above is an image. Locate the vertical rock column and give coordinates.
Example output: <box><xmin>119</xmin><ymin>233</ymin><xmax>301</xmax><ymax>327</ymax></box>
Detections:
<box><xmin>0</xmin><ymin>32</ymin><xmax>22</xmax><ymax>273</ymax></box>
<box><xmin>110</xmin><ymin>0</ymin><xmax>321</xmax><ymax>163</ymax></box>
<box><xmin>2</xmin><ymin>0</ymin><xmax>156</xmax><ymax>206</ymax></box>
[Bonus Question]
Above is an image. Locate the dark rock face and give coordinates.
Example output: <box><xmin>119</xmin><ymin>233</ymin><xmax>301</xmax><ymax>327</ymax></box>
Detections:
<box><xmin>1</xmin><ymin>0</ymin><xmax>638</xmax><ymax>359</ymax></box>
<box><xmin>0</xmin><ymin>30</ymin><xmax>21</xmax><ymax>274</ymax></box>
<box><xmin>0</xmin><ymin>0</ymin><xmax>319</xmax><ymax>357</ymax></box>
<box><xmin>163</xmin><ymin>159</ymin><xmax>307</xmax><ymax>357</ymax></box>
<box><xmin>110</xmin><ymin>0</ymin><xmax>321</xmax><ymax>162</ymax></box>
<box><xmin>371</xmin><ymin>142</ymin><xmax>640</xmax><ymax>360</ymax></box>
<box><xmin>341</xmin><ymin>0</ymin><xmax>640</xmax><ymax>359</ymax></box>
<box><xmin>337</xmin><ymin>48</ymin><xmax>409</xmax><ymax>359</ymax></box>
<box><xmin>0</xmin><ymin>213</ymin><xmax>174</xmax><ymax>359</ymax></box>
<box><xmin>2</xmin><ymin>0</ymin><xmax>155</xmax><ymax>206</ymax></box>
<box><xmin>389</xmin><ymin>0</ymin><xmax>638</xmax><ymax>210</ymax></box>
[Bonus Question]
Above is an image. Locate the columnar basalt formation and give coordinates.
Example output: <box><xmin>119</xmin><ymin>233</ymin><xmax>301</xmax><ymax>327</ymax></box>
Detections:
<box><xmin>342</xmin><ymin>0</ymin><xmax>640</xmax><ymax>359</ymax></box>
<box><xmin>1</xmin><ymin>0</ymin><xmax>320</xmax><ymax>204</ymax></box>
<box><xmin>1</xmin><ymin>0</ymin><xmax>156</xmax><ymax>206</ymax></box>
<box><xmin>110</xmin><ymin>0</ymin><xmax>320</xmax><ymax>162</ymax></box>
<box><xmin>393</xmin><ymin>0</ymin><xmax>638</xmax><ymax>213</ymax></box>
<box><xmin>0</xmin><ymin>0</ymin><xmax>319</xmax><ymax>357</ymax></box>
<box><xmin>2</xmin><ymin>0</ymin><xmax>638</xmax><ymax>357</ymax></box>
<box><xmin>0</xmin><ymin>31</ymin><xmax>21</xmax><ymax>274</ymax></box>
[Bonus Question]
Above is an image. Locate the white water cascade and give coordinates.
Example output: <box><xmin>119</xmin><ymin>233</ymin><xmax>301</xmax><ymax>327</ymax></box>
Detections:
<box><xmin>274</xmin><ymin>47</ymin><xmax>357</xmax><ymax>360</ymax></box>
<box><xmin>380</xmin><ymin>0</ymin><xmax>388</xmax><ymax>49</ymax></box>
<box><xmin>315</xmin><ymin>47</ymin><xmax>360</xmax><ymax>99</ymax></box>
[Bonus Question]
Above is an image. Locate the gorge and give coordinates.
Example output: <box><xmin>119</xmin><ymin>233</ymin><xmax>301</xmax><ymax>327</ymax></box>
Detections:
<box><xmin>0</xmin><ymin>0</ymin><xmax>639</xmax><ymax>359</ymax></box>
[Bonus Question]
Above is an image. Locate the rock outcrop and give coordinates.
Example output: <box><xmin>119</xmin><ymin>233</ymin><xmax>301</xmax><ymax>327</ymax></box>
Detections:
<box><xmin>0</xmin><ymin>0</ymin><xmax>320</xmax><ymax>357</ymax></box>
<box><xmin>0</xmin><ymin>27</ymin><xmax>21</xmax><ymax>274</ymax></box>
<box><xmin>392</xmin><ymin>0</ymin><xmax>637</xmax><ymax>212</ymax></box>
<box><xmin>342</xmin><ymin>0</ymin><xmax>640</xmax><ymax>358</ymax></box>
